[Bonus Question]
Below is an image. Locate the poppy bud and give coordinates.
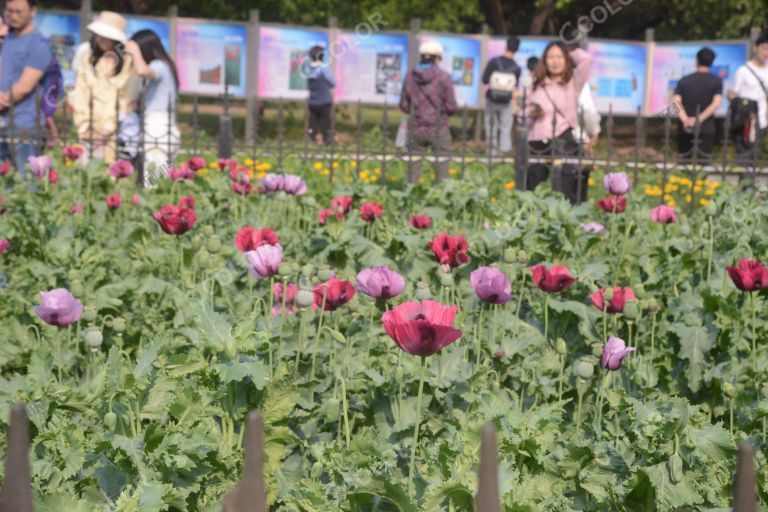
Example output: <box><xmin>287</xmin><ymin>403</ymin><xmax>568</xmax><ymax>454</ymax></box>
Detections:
<box><xmin>555</xmin><ymin>338</ymin><xmax>567</xmax><ymax>355</ymax></box>
<box><xmin>477</xmin><ymin>187</ymin><xmax>489</xmax><ymax>199</ymax></box>
<box><xmin>634</xmin><ymin>285</ymin><xmax>645</xmax><ymax>299</ymax></box>
<box><xmin>574</xmin><ymin>360</ymin><xmax>594</xmax><ymax>379</ymax></box>
<box><xmin>700</xmin><ymin>403</ymin><xmax>710</xmax><ymax>414</ymax></box>
<box><xmin>516</xmin><ymin>250</ymin><xmax>528</xmax><ymax>264</ymax></box>
<box><xmin>713</xmin><ymin>405</ymin><xmax>726</xmax><ymax>417</ymax></box>
<box><xmin>296</xmin><ymin>288</ymin><xmax>315</xmax><ymax>308</ymax></box>
<box><xmin>206</xmin><ymin>235</ymin><xmax>222</xmax><ymax>254</ymax></box>
<box><xmin>279</xmin><ymin>262</ymin><xmax>293</xmax><ymax>277</ymax></box>
<box><xmin>310</xmin><ymin>461</ymin><xmax>323</xmax><ymax>479</ymax></box>
<box><xmin>85</xmin><ymin>326</ymin><xmax>103</xmax><ymax>348</ymax></box>
<box><xmin>704</xmin><ymin>200</ymin><xmax>717</xmax><ymax>217</ymax></box>
<box><xmin>198</xmin><ymin>250</ymin><xmax>211</xmax><ymax>269</ymax></box>
<box><xmin>623</xmin><ymin>300</ymin><xmax>639</xmax><ymax>320</ymax></box>
<box><xmin>104</xmin><ymin>411</ymin><xmax>117</xmax><ymax>431</ymax></box>
<box><xmin>301</xmin><ymin>264</ymin><xmax>315</xmax><ymax>278</ymax></box>
<box><xmin>317</xmin><ymin>266</ymin><xmax>334</xmax><ymax>281</ymax></box>
<box><xmin>70</xmin><ymin>279</ymin><xmax>84</xmax><ymax>298</ymax></box>
<box><xmin>415</xmin><ymin>282</ymin><xmax>431</xmax><ymax>300</ymax></box>
<box><xmin>504</xmin><ymin>248</ymin><xmax>516</xmax><ymax>263</ymax></box>
<box><xmin>203</xmin><ymin>225</ymin><xmax>215</xmax><ymax>236</ymax></box>
<box><xmin>67</xmin><ymin>268</ymin><xmax>79</xmax><ymax>282</ymax></box>
<box><xmin>669</xmin><ymin>454</ymin><xmax>684</xmax><ymax>483</ymax></box>
<box><xmin>646</xmin><ymin>298</ymin><xmax>660</xmax><ymax>313</ymax></box>
<box><xmin>591</xmin><ymin>342</ymin><xmax>603</xmax><ymax>358</ymax></box>
<box><xmin>303</xmin><ymin>196</ymin><xmax>317</xmax><ymax>208</ymax></box>
<box><xmin>191</xmin><ymin>235</ymin><xmax>203</xmax><ymax>252</ymax></box>
<box><xmin>603</xmin><ymin>288</ymin><xmax>614</xmax><ymax>301</ymax></box>
<box><xmin>723</xmin><ymin>382</ymin><xmax>737</xmax><ymax>398</ymax></box>
<box><xmin>325</xmin><ymin>398</ymin><xmax>340</xmax><ymax>422</ymax></box>
<box><xmin>439</xmin><ymin>273</ymin><xmax>453</xmax><ymax>287</ymax></box>
<box><xmin>113</xmin><ymin>317</ymin><xmax>126</xmax><ymax>333</ymax></box>
<box><xmin>679</xmin><ymin>224</ymin><xmax>690</xmax><ymax>236</ymax></box>
<box><xmin>84</xmin><ymin>305</ymin><xmax>97</xmax><ymax>322</ymax></box>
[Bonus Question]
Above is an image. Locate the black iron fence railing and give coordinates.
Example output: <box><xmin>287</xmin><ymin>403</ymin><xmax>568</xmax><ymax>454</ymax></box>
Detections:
<box><xmin>2</xmin><ymin>85</ymin><xmax>767</xmax><ymax>211</ymax></box>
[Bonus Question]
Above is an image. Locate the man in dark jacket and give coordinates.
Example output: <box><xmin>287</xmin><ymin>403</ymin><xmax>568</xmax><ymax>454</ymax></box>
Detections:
<box><xmin>399</xmin><ymin>41</ymin><xmax>457</xmax><ymax>184</ymax></box>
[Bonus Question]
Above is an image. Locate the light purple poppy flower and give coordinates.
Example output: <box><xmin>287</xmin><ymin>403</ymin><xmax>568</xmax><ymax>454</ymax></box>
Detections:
<box><xmin>600</xmin><ymin>336</ymin><xmax>635</xmax><ymax>371</ymax></box>
<box><xmin>34</xmin><ymin>288</ymin><xmax>84</xmax><ymax>327</ymax></box>
<box><xmin>580</xmin><ymin>222</ymin><xmax>606</xmax><ymax>234</ymax></box>
<box><xmin>356</xmin><ymin>265</ymin><xmax>406</xmax><ymax>300</ymax></box>
<box><xmin>246</xmin><ymin>244</ymin><xmax>283</xmax><ymax>280</ymax></box>
<box><xmin>27</xmin><ymin>155</ymin><xmax>53</xmax><ymax>179</ymax></box>
<box><xmin>282</xmin><ymin>174</ymin><xmax>307</xmax><ymax>196</ymax></box>
<box><xmin>470</xmin><ymin>266</ymin><xmax>513</xmax><ymax>304</ymax></box>
<box><xmin>260</xmin><ymin>173</ymin><xmax>284</xmax><ymax>193</ymax></box>
<box><xmin>603</xmin><ymin>172</ymin><xmax>631</xmax><ymax>196</ymax></box>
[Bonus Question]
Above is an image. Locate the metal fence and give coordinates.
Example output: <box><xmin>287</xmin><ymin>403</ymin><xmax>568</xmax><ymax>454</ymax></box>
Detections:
<box><xmin>0</xmin><ymin>403</ymin><xmax>760</xmax><ymax>511</ymax></box>
<box><xmin>3</xmin><ymin>84</ymin><xmax>768</xmax><ymax>210</ymax></box>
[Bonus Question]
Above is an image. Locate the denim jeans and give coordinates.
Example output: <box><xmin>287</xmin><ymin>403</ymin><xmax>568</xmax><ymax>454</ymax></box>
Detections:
<box><xmin>485</xmin><ymin>101</ymin><xmax>514</xmax><ymax>153</ymax></box>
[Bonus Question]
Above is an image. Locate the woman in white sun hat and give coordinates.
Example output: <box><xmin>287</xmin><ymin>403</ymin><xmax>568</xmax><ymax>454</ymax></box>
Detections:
<box><xmin>68</xmin><ymin>11</ymin><xmax>140</xmax><ymax>163</ymax></box>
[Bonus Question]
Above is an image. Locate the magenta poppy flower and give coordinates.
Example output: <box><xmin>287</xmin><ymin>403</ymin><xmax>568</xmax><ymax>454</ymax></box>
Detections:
<box><xmin>246</xmin><ymin>244</ymin><xmax>282</xmax><ymax>280</ymax></box>
<box><xmin>187</xmin><ymin>156</ymin><xmax>207</xmax><ymax>171</ymax></box>
<box><xmin>169</xmin><ymin>164</ymin><xmax>195</xmax><ymax>181</ymax></box>
<box><xmin>282</xmin><ymin>174</ymin><xmax>307</xmax><ymax>195</ymax></box>
<box><xmin>0</xmin><ymin>160</ymin><xmax>10</xmax><ymax>176</ymax></box>
<box><xmin>530</xmin><ymin>265</ymin><xmax>577</xmax><ymax>293</ymax></box>
<box><xmin>34</xmin><ymin>288</ymin><xmax>84</xmax><ymax>327</ymax></box>
<box><xmin>381</xmin><ymin>300</ymin><xmax>463</xmax><ymax>357</ymax></box>
<box><xmin>356</xmin><ymin>265</ymin><xmax>406</xmax><ymax>299</ymax></box>
<box><xmin>470</xmin><ymin>266</ymin><xmax>513</xmax><ymax>304</ymax></box>
<box><xmin>260</xmin><ymin>173</ymin><xmax>284</xmax><ymax>192</ymax></box>
<box><xmin>591</xmin><ymin>287</ymin><xmax>636</xmax><ymax>314</ymax></box>
<box><xmin>360</xmin><ymin>202</ymin><xmax>383</xmax><ymax>222</ymax></box>
<box><xmin>651</xmin><ymin>205</ymin><xmax>677</xmax><ymax>224</ymax></box>
<box><xmin>70</xmin><ymin>203</ymin><xmax>84</xmax><ymax>215</ymax></box>
<box><xmin>106</xmin><ymin>194</ymin><xmax>122</xmax><ymax>211</ymax></box>
<box><xmin>600</xmin><ymin>336</ymin><xmax>635</xmax><ymax>370</ymax></box>
<box><xmin>411</xmin><ymin>214</ymin><xmax>432</xmax><ymax>229</ymax></box>
<box><xmin>0</xmin><ymin>239</ymin><xmax>9</xmax><ymax>255</ymax></box>
<box><xmin>273</xmin><ymin>282</ymin><xmax>298</xmax><ymax>316</ymax></box>
<box><xmin>580</xmin><ymin>222</ymin><xmax>606</xmax><ymax>233</ymax></box>
<box><xmin>727</xmin><ymin>259</ymin><xmax>768</xmax><ymax>292</ymax></box>
<box><xmin>109</xmin><ymin>160</ymin><xmax>134</xmax><ymax>179</ymax></box>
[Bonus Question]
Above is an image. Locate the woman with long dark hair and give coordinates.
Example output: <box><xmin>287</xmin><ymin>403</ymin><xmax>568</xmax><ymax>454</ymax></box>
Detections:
<box><xmin>520</xmin><ymin>40</ymin><xmax>593</xmax><ymax>204</ymax></box>
<box><xmin>125</xmin><ymin>29</ymin><xmax>180</xmax><ymax>185</ymax></box>
<box><xmin>69</xmin><ymin>11</ymin><xmax>139</xmax><ymax>163</ymax></box>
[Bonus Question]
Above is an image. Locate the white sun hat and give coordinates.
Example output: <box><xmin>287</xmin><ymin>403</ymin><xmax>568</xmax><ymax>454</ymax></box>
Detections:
<box><xmin>419</xmin><ymin>40</ymin><xmax>444</xmax><ymax>57</ymax></box>
<box><xmin>86</xmin><ymin>11</ymin><xmax>127</xmax><ymax>43</ymax></box>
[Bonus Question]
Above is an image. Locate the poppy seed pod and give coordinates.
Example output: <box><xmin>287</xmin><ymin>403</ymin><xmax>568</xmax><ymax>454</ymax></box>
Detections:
<box><xmin>84</xmin><ymin>305</ymin><xmax>97</xmax><ymax>323</ymax></box>
<box><xmin>723</xmin><ymin>382</ymin><xmax>737</xmax><ymax>398</ymax></box>
<box><xmin>113</xmin><ymin>317</ymin><xmax>126</xmax><ymax>333</ymax></box>
<box><xmin>477</xmin><ymin>187</ymin><xmax>489</xmax><ymax>199</ymax></box>
<box><xmin>504</xmin><ymin>247</ymin><xmax>516</xmax><ymax>263</ymax></box>
<box><xmin>704</xmin><ymin>200</ymin><xmax>717</xmax><ymax>217</ymax></box>
<box><xmin>69</xmin><ymin>280</ymin><xmax>84</xmax><ymax>298</ymax></box>
<box><xmin>202</xmin><ymin>225</ymin><xmax>215</xmax><ymax>237</ymax></box>
<box><xmin>85</xmin><ymin>326</ymin><xmax>103</xmax><ymax>348</ymax></box>
<box><xmin>197</xmin><ymin>250</ymin><xmax>211</xmax><ymax>269</ymax></box>
<box><xmin>317</xmin><ymin>266</ymin><xmax>334</xmax><ymax>282</ymax></box>
<box><xmin>206</xmin><ymin>235</ymin><xmax>222</xmax><ymax>254</ymax></box>
<box><xmin>301</xmin><ymin>264</ymin><xmax>315</xmax><ymax>278</ymax></box>
<box><xmin>633</xmin><ymin>285</ymin><xmax>646</xmax><ymax>300</ymax></box>
<box><xmin>191</xmin><ymin>235</ymin><xmax>203</xmax><ymax>252</ymax></box>
<box><xmin>439</xmin><ymin>273</ymin><xmax>453</xmax><ymax>287</ymax></box>
<box><xmin>646</xmin><ymin>298</ymin><xmax>660</xmax><ymax>313</ymax></box>
<box><xmin>415</xmin><ymin>282</ymin><xmax>431</xmax><ymax>300</ymax></box>
<box><xmin>104</xmin><ymin>412</ymin><xmax>117</xmax><ymax>431</ymax></box>
<box><xmin>603</xmin><ymin>288</ymin><xmax>614</xmax><ymax>301</ymax></box>
<box><xmin>325</xmin><ymin>398</ymin><xmax>340</xmax><ymax>422</ymax></box>
<box><xmin>555</xmin><ymin>338</ymin><xmax>567</xmax><ymax>355</ymax></box>
<box><xmin>574</xmin><ymin>360</ymin><xmax>594</xmax><ymax>379</ymax></box>
<box><xmin>296</xmin><ymin>288</ymin><xmax>316</xmax><ymax>308</ymax></box>
<box><xmin>516</xmin><ymin>250</ymin><xmax>528</xmax><ymax>264</ymax></box>
<box><xmin>679</xmin><ymin>224</ymin><xmax>690</xmax><ymax>236</ymax></box>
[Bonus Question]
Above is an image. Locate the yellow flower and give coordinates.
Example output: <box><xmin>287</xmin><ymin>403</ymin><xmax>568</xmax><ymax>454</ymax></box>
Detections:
<box><xmin>667</xmin><ymin>200</ymin><xmax>677</xmax><ymax>207</ymax></box>
<box><xmin>332</xmin><ymin>162</ymin><xmax>340</xmax><ymax>169</ymax></box>
<box><xmin>321</xmin><ymin>169</ymin><xmax>330</xmax><ymax>176</ymax></box>
<box><xmin>209</xmin><ymin>162</ymin><xmax>218</xmax><ymax>169</ymax></box>
<box><xmin>351</xmin><ymin>161</ymin><xmax>357</xmax><ymax>168</ymax></box>
<box><xmin>669</xmin><ymin>176</ymin><xmax>679</xmax><ymax>184</ymax></box>
<box><xmin>390</xmin><ymin>176</ymin><xmax>398</xmax><ymax>182</ymax></box>
<box><xmin>491</xmin><ymin>197</ymin><xmax>497</xmax><ymax>203</ymax></box>
<box><xmin>504</xmin><ymin>181</ymin><xmax>515</xmax><ymax>190</ymax></box>
<box><xmin>198</xmin><ymin>168</ymin><xmax>210</xmax><ymax>177</ymax></box>
<box><xmin>374</xmin><ymin>167</ymin><xmax>382</xmax><ymax>174</ymax></box>
<box><xmin>65</xmin><ymin>161</ymin><xmax>73</xmax><ymax>168</ymax></box>
<box><xmin>248</xmin><ymin>170</ymin><xmax>255</xmax><ymax>180</ymax></box>
<box><xmin>256</xmin><ymin>172</ymin><xmax>266</xmax><ymax>180</ymax></box>
<box><xmin>245</xmin><ymin>158</ymin><xmax>254</xmax><ymax>166</ymax></box>
<box><xmin>449</xmin><ymin>168</ymin><xmax>458</xmax><ymax>176</ymax></box>
<box><xmin>700</xmin><ymin>198</ymin><xmax>709</xmax><ymax>206</ymax></box>
<box><xmin>257</xmin><ymin>163</ymin><xmax>271</xmax><ymax>172</ymax></box>
<box><xmin>712</xmin><ymin>181</ymin><xmax>721</xmax><ymax>188</ymax></box>
<box><xmin>588</xmin><ymin>178</ymin><xmax>595</xmax><ymax>186</ymax></box>
<box><xmin>663</xmin><ymin>194</ymin><xmax>673</xmax><ymax>201</ymax></box>
<box><xmin>705</xmin><ymin>188</ymin><xmax>715</xmax><ymax>196</ymax></box>
<box><xmin>685</xmin><ymin>194</ymin><xmax>692</xmax><ymax>203</ymax></box>
<box><xmin>679</xmin><ymin>178</ymin><xmax>692</xmax><ymax>187</ymax></box>
<box><xmin>313</xmin><ymin>162</ymin><xmax>323</xmax><ymax>171</ymax></box>
<box><xmin>370</xmin><ymin>175</ymin><xmax>379</xmax><ymax>183</ymax></box>
<box><xmin>693</xmin><ymin>186</ymin><xmax>702</xmax><ymax>193</ymax></box>
<box><xmin>664</xmin><ymin>184</ymin><xmax>678</xmax><ymax>192</ymax></box>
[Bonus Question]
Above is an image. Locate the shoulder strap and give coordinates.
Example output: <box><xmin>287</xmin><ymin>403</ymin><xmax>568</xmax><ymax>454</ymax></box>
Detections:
<box><xmin>542</xmin><ymin>84</ymin><xmax>571</xmax><ymax>128</ymax></box>
<box><xmin>745</xmin><ymin>63</ymin><xmax>768</xmax><ymax>98</ymax></box>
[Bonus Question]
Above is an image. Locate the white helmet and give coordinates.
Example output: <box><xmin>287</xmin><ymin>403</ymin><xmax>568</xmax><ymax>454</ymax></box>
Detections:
<box><xmin>419</xmin><ymin>40</ymin><xmax>444</xmax><ymax>57</ymax></box>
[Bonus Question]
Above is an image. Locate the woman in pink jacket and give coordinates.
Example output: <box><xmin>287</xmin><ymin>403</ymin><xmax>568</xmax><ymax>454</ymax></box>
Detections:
<box><xmin>520</xmin><ymin>42</ymin><xmax>593</xmax><ymax>204</ymax></box>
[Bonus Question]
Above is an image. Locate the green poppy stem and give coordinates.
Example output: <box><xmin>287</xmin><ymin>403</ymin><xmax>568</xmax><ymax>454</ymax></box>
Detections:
<box><xmin>706</xmin><ymin>218</ymin><xmax>714</xmax><ymax>282</ymax></box>
<box><xmin>340</xmin><ymin>377</ymin><xmax>351</xmax><ymax>448</ymax></box>
<box><xmin>543</xmin><ymin>294</ymin><xmax>551</xmax><ymax>343</ymax></box>
<box><xmin>751</xmin><ymin>292</ymin><xmax>757</xmax><ymax>373</ymax></box>
<box><xmin>409</xmin><ymin>356</ymin><xmax>427</xmax><ymax>497</ymax></box>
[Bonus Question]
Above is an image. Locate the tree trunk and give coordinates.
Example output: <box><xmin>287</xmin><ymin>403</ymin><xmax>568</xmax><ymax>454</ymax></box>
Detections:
<box><xmin>481</xmin><ymin>0</ymin><xmax>507</xmax><ymax>34</ymax></box>
<box><xmin>530</xmin><ymin>0</ymin><xmax>556</xmax><ymax>34</ymax></box>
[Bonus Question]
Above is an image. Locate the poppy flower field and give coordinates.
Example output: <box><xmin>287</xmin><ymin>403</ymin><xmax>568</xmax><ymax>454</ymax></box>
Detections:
<box><xmin>0</xmin><ymin>152</ymin><xmax>767</xmax><ymax>511</ymax></box>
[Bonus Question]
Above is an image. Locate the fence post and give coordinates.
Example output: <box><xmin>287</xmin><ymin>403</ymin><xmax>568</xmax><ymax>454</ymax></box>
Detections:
<box><xmin>222</xmin><ymin>412</ymin><xmax>267</xmax><ymax>512</ymax></box>
<box><xmin>514</xmin><ymin>92</ymin><xmax>529</xmax><ymax>190</ymax></box>
<box><xmin>218</xmin><ymin>84</ymin><xmax>233</xmax><ymax>159</ymax></box>
<box><xmin>245</xmin><ymin>9</ymin><xmax>260</xmax><ymax>146</ymax></box>
<box><xmin>79</xmin><ymin>0</ymin><xmax>93</xmax><ymax>44</ymax></box>
<box><xmin>0</xmin><ymin>404</ymin><xmax>34</xmax><ymax>512</ymax></box>
<box><xmin>475</xmin><ymin>423</ymin><xmax>501</xmax><ymax>512</ymax></box>
<box><xmin>732</xmin><ymin>443</ymin><xmax>757</xmax><ymax>512</ymax></box>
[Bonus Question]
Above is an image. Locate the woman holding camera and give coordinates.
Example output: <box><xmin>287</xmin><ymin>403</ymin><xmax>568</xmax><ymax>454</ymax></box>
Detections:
<box><xmin>520</xmin><ymin>41</ymin><xmax>592</xmax><ymax>204</ymax></box>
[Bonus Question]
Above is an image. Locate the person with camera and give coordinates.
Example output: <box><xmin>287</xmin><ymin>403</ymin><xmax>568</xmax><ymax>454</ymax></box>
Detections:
<box><xmin>728</xmin><ymin>35</ymin><xmax>768</xmax><ymax>159</ymax></box>
<box><xmin>519</xmin><ymin>39</ymin><xmax>592</xmax><ymax>204</ymax></box>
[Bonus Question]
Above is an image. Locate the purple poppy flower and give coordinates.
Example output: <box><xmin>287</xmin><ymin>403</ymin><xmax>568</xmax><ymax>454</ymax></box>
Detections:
<box><xmin>580</xmin><ymin>222</ymin><xmax>606</xmax><ymax>234</ymax></box>
<box><xmin>246</xmin><ymin>244</ymin><xmax>283</xmax><ymax>280</ymax></box>
<box><xmin>470</xmin><ymin>266</ymin><xmax>513</xmax><ymax>304</ymax></box>
<box><xmin>27</xmin><ymin>155</ymin><xmax>53</xmax><ymax>179</ymax></box>
<box><xmin>356</xmin><ymin>265</ymin><xmax>406</xmax><ymax>300</ymax></box>
<box><xmin>603</xmin><ymin>172</ymin><xmax>631</xmax><ymax>196</ymax></box>
<box><xmin>600</xmin><ymin>336</ymin><xmax>635</xmax><ymax>371</ymax></box>
<box><xmin>282</xmin><ymin>174</ymin><xmax>307</xmax><ymax>196</ymax></box>
<box><xmin>260</xmin><ymin>173</ymin><xmax>284</xmax><ymax>193</ymax></box>
<box><xmin>34</xmin><ymin>288</ymin><xmax>84</xmax><ymax>327</ymax></box>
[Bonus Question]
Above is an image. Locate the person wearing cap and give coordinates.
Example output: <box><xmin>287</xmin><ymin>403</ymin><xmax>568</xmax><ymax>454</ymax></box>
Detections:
<box><xmin>0</xmin><ymin>0</ymin><xmax>53</xmax><ymax>181</ymax></box>
<box><xmin>399</xmin><ymin>40</ymin><xmax>457</xmax><ymax>185</ymax></box>
<box><xmin>68</xmin><ymin>11</ymin><xmax>140</xmax><ymax>163</ymax></box>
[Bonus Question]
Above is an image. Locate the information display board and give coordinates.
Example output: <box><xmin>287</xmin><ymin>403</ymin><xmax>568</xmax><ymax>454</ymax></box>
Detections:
<box><xmin>587</xmin><ymin>41</ymin><xmax>647</xmax><ymax>115</ymax></box>
<box><xmin>176</xmin><ymin>21</ymin><xmax>248</xmax><ymax>96</ymax></box>
<box><xmin>418</xmin><ymin>34</ymin><xmax>482</xmax><ymax>107</ymax></box>
<box><xmin>126</xmin><ymin>17</ymin><xmax>171</xmax><ymax>53</ymax></box>
<box><xmin>258</xmin><ymin>26</ymin><xmax>329</xmax><ymax>100</ymax></box>
<box><xmin>34</xmin><ymin>12</ymin><xmax>81</xmax><ymax>87</ymax></box>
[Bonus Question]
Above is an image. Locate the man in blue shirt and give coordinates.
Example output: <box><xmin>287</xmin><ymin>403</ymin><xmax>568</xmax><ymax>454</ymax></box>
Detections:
<box><xmin>0</xmin><ymin>0</ymin><xmax>52</xmax><ymax>180</ymax></box>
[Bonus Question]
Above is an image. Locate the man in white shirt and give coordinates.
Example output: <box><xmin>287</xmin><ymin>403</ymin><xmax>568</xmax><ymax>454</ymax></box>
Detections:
<box><xmin>728</xmin><ymin>35</ymin><xmax>768</xmax><ymax>154</ymax></box>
